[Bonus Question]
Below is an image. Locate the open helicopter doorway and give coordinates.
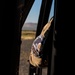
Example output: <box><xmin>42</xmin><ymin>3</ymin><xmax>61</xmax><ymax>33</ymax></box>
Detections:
<box><xmin>19</xmin><ymin>0</ymin><xmax>54</xmax><ymax>75</ymax></box>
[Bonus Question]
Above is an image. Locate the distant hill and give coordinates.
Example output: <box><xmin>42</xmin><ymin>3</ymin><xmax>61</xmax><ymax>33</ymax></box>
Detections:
<box><xmin>22</xmin><ymin>23</ymin><xmax>37</xmax><ymax>31</ymax></box>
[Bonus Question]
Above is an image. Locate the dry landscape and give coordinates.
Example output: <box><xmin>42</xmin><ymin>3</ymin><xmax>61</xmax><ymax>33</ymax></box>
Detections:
<box><xmin>19</xmin><ymin>30</ymin><xmax>47</xmax><ymax>75</ymax></box>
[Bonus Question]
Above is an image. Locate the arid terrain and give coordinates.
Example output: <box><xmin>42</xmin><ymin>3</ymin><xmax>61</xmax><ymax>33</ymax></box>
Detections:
<box><xmin>19</xmin><ymin>30</ymin><xmax>35</xmax><ymax>75</ymax></box>
<box><xmin>19</xmin><ymin>30</ymin><xmax>47</xmax><ymax>75</ymax></box>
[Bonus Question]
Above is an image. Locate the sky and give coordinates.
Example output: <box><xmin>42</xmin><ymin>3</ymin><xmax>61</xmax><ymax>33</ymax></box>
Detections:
<box><xmin>25</xmin><ymin>0</ymin><xmax>54</xmax><ymax>23</ymax></box>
